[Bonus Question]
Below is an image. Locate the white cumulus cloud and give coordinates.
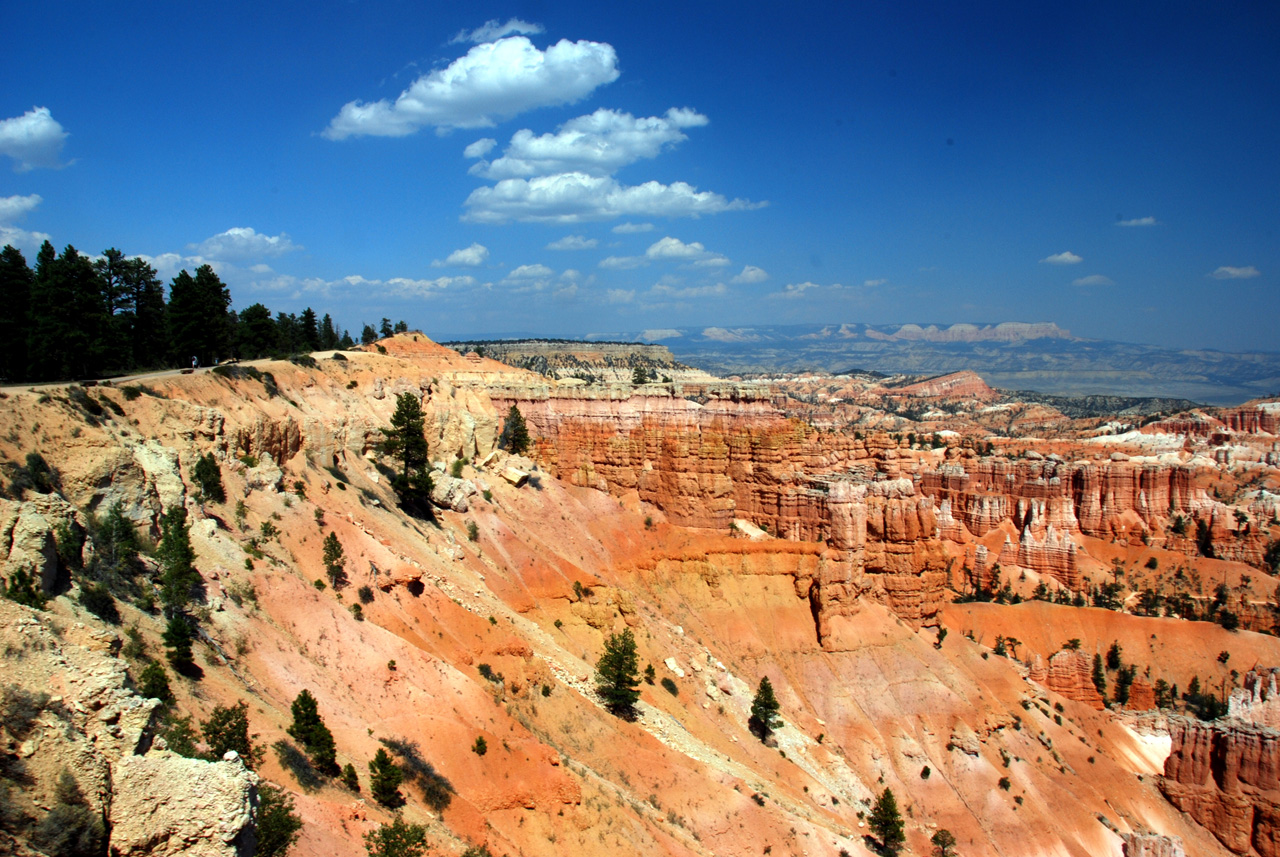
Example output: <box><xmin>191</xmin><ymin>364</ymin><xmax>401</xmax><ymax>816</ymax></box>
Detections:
<box><xmin>464</xmin><ymin>172</ymin><xmax>762</xmax><ymax>224</ymax></box>
<box><xmin>546</xmin><ymin>234</ymin><xmax>598</xmax><ymax>251</ymax></box>
<box><xmin>613</xmin><ymin>222</ymin><xmax>654</xmax><ymax>233</ymax></box>
<box><xmin>1040</xmin><ymin>251</ymin><xmax>1082</xmax><ymax>265</ymax></box>
<box><xmin>190</xmin><ymin>227</ymin><xmax>300</xmax><ymax>262</ymax></box>
<box><xmin>1117</xmin><ymin>216</ymin><xmax>1158</xmax><ymax>227</ymax></box>
<box><xmin>505</xmin><ymin>263</ymin><xmax>555</xmax><ymax>281</ymax></box>
<box><xmin>433</xmin><ymin>242</ymin><xmax>489</xmax><ymax>267</ymax></box>
<box><xmin>599</xmin><ymin>255</ymin><xmax>647</xmax><ymax>270</ymax></box>
<box><xmin>323</xmin><ymin>37</ymin><xmax>620</xmax><ymax>138</ymax></box>
<box><xmin>731</xmin><ymin>265</ymin><xmax>768</xmax><ymax>284</ymax></box>
<box><xmin>863</xmin><ymin>278</ymin><xmax>887</xmax><ymax>287</ymax></box>
<box><xmin>644</xmin><ymin>236</ymin><xmax>729</xmax><ymax>267</ymax></box>
<box><xmin>0</xmin><ymin>193</ymin><xmax>41</xmax><ymax>223</ymax></box>
<box><xmin>468</xmin><ymin>107</ymin><xmax>709</xmax><ymax>179</ymax></box>
<box><xmin>463</xmin><ymin>138</ymin><xmax>498</xmax><ymax>158</ymax></box>
<box><xmin>0</xmin><ymin>225</ymin><xmax>52</xmax><ymax>255</ymax></box>
<box><xmin>1210</xmin><ymin>266</ymin><xmax>1260</xmax><ymax>280</ymax></box>
<box><xmin>1072</xmin><ymin>274</ymin><xmax>1114</xmax><ymax>286</ymax></box>
<box><xmin>0</xmin><ymin>108</ymin><xmax>69</xmax><ymax>172</ymax></box>
<box><xmin>451</xmin><ymin>18</ymin><xmax>545</xmax><ymax>44</ymax></box>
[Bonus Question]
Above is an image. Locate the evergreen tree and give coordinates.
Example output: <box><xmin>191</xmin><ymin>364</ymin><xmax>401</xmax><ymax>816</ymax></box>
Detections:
<box><xmin>499</xmin><ymin>404</ymin><xmax>531</xmax><ymax>455</ymax></box>
<box><xmin>137</xmin><ymin>660</ymin><xmax>173</xmax><ymax>704</ymax></box>
<box><xmin>869</xmin><ymin>787</ymin><xmax>905</xmax><ymax>854</ymax></box>
<box><xmin>287</xmin><ymin>689</ymin><xmax>339</xmax><ymax>775</ymax></box>
<box><xmin>380</xmin><ymin>318</ymin><xmax>393</xmax><ymax>338</ymax></box>
<box><xmin>300</xmin><ymin>307</ymin><xmax>321</xmax><ymax>351</ymax></box>
<box><xmin>595</xmin><ymin>628</ymin><xmax>641</xmax><ymax>719</ymax></box>
<box><xmin>322</xmin><ymin>532</ymin><xmax>347</xmax><ymax>589</ymax></box>
<box><xmin>339</xmin><ymin>329</ymin><xmax>356</xmax><ymax>349</ymax></box>
<box><xmin>157</xmin><ymin>506</ymin><xmax>198</xmax><ymax>613</ymax></box>
<box><xmin>393</xmin><ymin>319</ymin><xmax>408</xmax><ymax>334</ymax></box>
<box><xmin>254</xmin><ymin>783</ymin><xmax>303</xmax><ymax>857</ymax></box>
<box><xmin>28</xmin><ymin>244</ymin><xmax>108</xmax><ymax>379</ymax></box>
<box><xmin>1092</xmin><ymin>652</ymin><xmax>1107</xmax><ymax>698</ymax></box>
<box><xmin>931</xmin><ymin>828</ymin><xmax>958</xmax><ymax>857</ymax></box>
<box><xmin>361</xmin><ymin>324</ymin><xmax>377</xmax><ymax>345</ymax></box>
<box><xmin>193</xmin><ymin>453</ymin><xmax>225</xmax><ymax>503</ymax></box>
<box><xmin>342</xmin><ymin>763</ymin><xmax>361</xmax><ymax>792</ymax></box>
<box><xmin>162</xmin><ymin>614</ymin><xmax>195</xmax><ymax>674</ymax></box>
<box><xmin>168</xmin><ymin>264</ymin><xmax>230</xmax><ymax>366</ymax></box>
<box><xmin>363</xmin><ymin>815</ymin><xmax>427</xmax><ymax>857</ymax></box>
<box><xmin>94</xmin><ymin>248</ymin><xmax>136</xmax><ymax>371</ymax></box>
<box><xmin>236</xmin><ymin>303</ymin><xmax>277</xmax><ymax>359</ymax></box>
<box><xmin>0</xmin><ymin>245</ymin><xmax>33</xmax><ymax>381</ymax></box>
<box><xmin>319</xmin><ymin>313</ymin><xmax>339</xmax><ymax>350</ymax></box>
<box><xmin>202</xmin><ymin>700</ymin><xmax>257</xmax><ymax>767</ymax></box>
<box><xmin>125</xmin><ymin>255</ymin><xmax>168</xmax><ymax>369</ymax></box>
<box><xmin>381</xmin><ymin>393</ymin><xmax>433</xmax><ymax>514</ymax></box>
<box><xmin>748</xmin><ymin>676</ymin><xmax>782</xmax><ymax>742</ymax></box>
<box><xmin>368</xmin><ymin>748</ymin><xmax>405</xmax><ymax>808</ymax></box>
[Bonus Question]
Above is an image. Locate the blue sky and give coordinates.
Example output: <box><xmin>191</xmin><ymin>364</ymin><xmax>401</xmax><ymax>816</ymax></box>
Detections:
<box><xmin>2</xmin><ymin>2</ymin><xmax>1276</xmax><ymax>350</ymax></box>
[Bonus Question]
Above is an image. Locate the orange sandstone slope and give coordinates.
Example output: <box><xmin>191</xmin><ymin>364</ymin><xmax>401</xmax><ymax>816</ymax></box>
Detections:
<box><xmin>0</xmin><ymin>333</ymin><xmax>1276</xmax><ymax>856</ymax></box>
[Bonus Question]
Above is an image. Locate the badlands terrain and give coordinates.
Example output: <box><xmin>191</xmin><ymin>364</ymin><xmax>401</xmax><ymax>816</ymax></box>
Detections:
<box><xmin>2</xmin><ymin>333</ymin><xmax>1280</xmax><ymax>857</ymax></box>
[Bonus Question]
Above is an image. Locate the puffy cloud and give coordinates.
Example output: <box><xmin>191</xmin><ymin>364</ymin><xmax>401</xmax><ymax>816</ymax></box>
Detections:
<box><xmin>504</xmin><ymin>264</ymin><xmax>555</xmax><ymax>281</ymax></box>
<box><xmin>1072</xmin><ymin>274</ymin><xmax>1114</xmax><ymax>286</ymax></box>
<box><xmin>323</xmin><ymin>37</ymin><xmax>619</xmax><ymax>138</ymax></box>
<box><xmin>769</xmin><ymin>282</ymin><xmax>826</xmax><ymax>299</ymax></box>
<box><xmin>0</xmin><ymin>107</ymin><xmax>68</xmax><ymax>172</ymax></box>
<box><xmin>546</xmin><ymin>234</ymin><xmax>598</xmax><ymax>250</ymax></box>
<box><xmin>1210</xmin><ymin>265</ymin><xmax>1260</xmax><ymax>280</ymax></box>
<box><xmin>599</xmin><ymin>255</ymin><xmax>647</xmax><ymax>270</ymax></box>
<box><xmin>465</xmin><ymin>172</ymin><xmax>762</xmax><ymax>224</ymax></box>
<box><xmin>382</xmin><ymin>275</ymin><xmax>476</xmax><ymax>296</ymax></box>
<box><xmin>463</xmin><ymin>138</ymin><xmax>498</xmax><ymax>158</ymax></box>
<box><xmin>0</xmin><ymin>193</ymin><xmax>41</xmax><ymax>223</ymax></box>
<box><xmin>647</xmin><ymin>236</ymin><xmax>709</xmax><ymax>259</ymax></box>
<box><xmin>1117</xmin><ymin>216</ymin><xmax>1158</xmax><ymax>227</ymax></box>
<box><xmin>613</xmin><ymin>222</ymin><xmax>654</xmax><ymax>233</ymax></box>
<box><xmin>1040</xmin><ymin>251</ymin><xmax>1082</xmax><ymax>265</ymax></box>
<box><xmin>190</xmin><ymin>227</ymin><xmax>300</xmax><ymax>262</ymax></box>
<box><xmin>863</xmin><ymin>278</ymin><xmax>887</xmax><ymax>287</ymax></box>
<box><xmin>731</xmin><ymin>265</ymin><xmax>767</xmax><ymax>284</ymax></box>
<box><xmin>451</xmin><ymin>18</ymin><xmax>544</xmax><ymax>44</ymax></box>
<box><xmin>469</xmin><ymin>107</ymin><xmax>708</xmax><ymax>179</ymax></box>
<box><xmin>0</xmin><ymin>225</ymin><xmax>52</xmax><ymax>254</ymax></box>
<box><xmin>606</xmin><ymin>288</ymin><xmax>635</xmax><ymax>303</ymax></box>
<box><xmin>432</xmin><ymin>242</ymin><xmax>489</xmax><ymax>267</ymax></box>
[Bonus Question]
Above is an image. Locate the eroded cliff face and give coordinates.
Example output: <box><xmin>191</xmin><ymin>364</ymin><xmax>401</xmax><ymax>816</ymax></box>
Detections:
<box><xmin>0</xmin><ymin>600</ymin><xmax>257</xmax><ymax>857</ymax></box>
<box><xmin>1161</xmin><ymin>717</ymin><xmax>1280</xmax><ymax>856</ymax></box>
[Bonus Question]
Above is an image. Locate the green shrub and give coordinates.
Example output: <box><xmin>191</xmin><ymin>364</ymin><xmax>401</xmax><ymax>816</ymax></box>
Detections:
<box><xmin>363</xmin><ymin>815</ymin><xmax>426</xmax><ymax>857</ymax></box>
<box><xmin>472</xmin><ymin>736</ymin><xmax>487</xmax><ymax>756</ymax></box>
<box><xmin>202</xmin><ymin>701</ymin><xmax>260</xmax><ymax>767</ymax></box>
<box><xmin>358</xmin><ymin>585</ymin><xmax>374</xmax><ymax>604</ymax></box>
<box><xmin>254</xmin><ymin>782</ymin><xmax>303</xmax><ymax>857</ymax></box>
<box><xmin>342</xmin><ymin>763</ymin><xmax>360</xmax><ymax>792</ymax></box>
<box><xmin>137</xmin><ymin>661</ymin><xmax>173</xmax><ymax>704</ymax></box>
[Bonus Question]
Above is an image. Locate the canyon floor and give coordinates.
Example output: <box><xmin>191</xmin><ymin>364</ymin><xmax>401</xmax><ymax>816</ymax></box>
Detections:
<box><xmin>2</xmin><ymin>333</ymin><xmax>1279</xmax><ymax>857</ymax></box>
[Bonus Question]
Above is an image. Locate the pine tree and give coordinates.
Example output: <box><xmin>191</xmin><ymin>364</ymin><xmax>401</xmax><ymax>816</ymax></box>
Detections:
<box><xmin>300</xmin><ymin>307</ymin><xmax>321</xmax><ymax>351</ymax></box>
<box><xmin>364</xmin><ymin>815</ymin><xmax>427</xmax><ymax>857</ymax></box>
<box><xmin>381</xmin><ymin>393</ymin><xmax>433</xmax><ymax>514</ymax></box>
<box><xmin>137</xmin><ymin>660</ymin><xmax>174</xmax><ymax>704</ymax></box>
<box><xmin>361</xmin><ymin>324</ymin><xmax>377</xmax><ymax>345</ymax></box>
<box><xmin>748</xmin><ymin>676</ymin><xmax>782</xmax><ymax>742</ymax></box>
<box><xmin>869</xmin><ymin>787</ymin><xmax>905</xmax><ymax>854</ymax></box>
<box><xmin>202</xmin><ymin>701</ymin><xmax>257</xmax><ymax>767</ymax></box>
<box><xmin>0</xmin><ymin>245</ymin><xmax>33</xmax><ymax>381</ymax></box>
<box><xmin>499</xmin><ymin>404</ymin><xmax>531</xmax><ymax>455</ymax></box>
<box><xmin>342</xmin><ymin>763</ymin><xmax>360</xmax><ymax>792</ymax></box>
<box><xmin>236</xmin><ymin>303</ymin><xmax>278</xmax><ymax>359</ymax></box>
<box><xmin>595</xmin><ymin>628</ymin><xmax>641</xmax><ymax>719</ymax></box>
<box><xmin>368</xmin><ymin>748</ymin><xmax>405</xmax><ymax>808</ymax></box>
<box><xmin>193</xmin><ymin>453</ymin><xmax>225</xmax><ymax>503</ymax></box>
<box><xmin>254</xmin><ymin>783</ymin><xmax>303</xmax><ymax>857</ymax></box>
<box><xmin>168</xmin><ymin>264</ymin><xmax>230</xmax><ymax>366</ymax></box>
<box><xmin>1092</xmin><ymin>653</ymin><xmax>1107</xmax><ymax>698</ymax></box>
<box><xmin>322</xmin><ymin>532</ymin><xmax>347</xmax><ymax>589</ymax></box>
<box><xmin>157</xmin><ymin>506</ymin><xmax>198</xmax><ymax>613</ymax></box>
<box><xmin>162</xmin><ymin>615</ymin><xmax>195</xmax><ymax>675</ymax></box>
<box><xmin>288</xmin><ymin>689</ymin><xmax>338</xmax><ymax>775</ymax></box>
<box><xmin>319</xmin><ymin>313</ymin><xmax>339</xmax><ymax>349</ymax></box>
<box><xmin>931</xmin><ymin>828</ymin><xmax>958</xmax><ymax>857</ymax></box>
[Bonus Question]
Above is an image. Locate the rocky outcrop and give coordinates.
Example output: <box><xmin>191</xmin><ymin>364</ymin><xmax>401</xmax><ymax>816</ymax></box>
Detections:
<box><xmin>0</xmin><ymin>495</ymin><xmax>88</xmax><ymax>591</ymax></box>
<box><xmin>1044</xmin><ymin>650</ymin><xmax>1105</xmax><ymax>709</ymax></box>
<box><xmin>0</xmin><ymin>600</ymin><xmax>256</xmax><ymax>857</ymax></box>
<box><xmin>1161</xmin><ymin>716</ymin><xmax>1280</xmax><ymax>856</ymax></box>
<box><xmin>229</xmin><ymin>416</ymin><xmax>302</xmax><ymax>464</ymax></box>
<box><xmin>109</xmin><ymin>752</ymin><xmax>258</xmax><ymax>857</ymax></box>
<box><xmin>1122</xmin><ymin>832</ymin><xmax>1186</xmax><ymax>857</ymax></box>
<box><xmin>886</xmin><ymin>370</ymin><xmax>998</xmax><ymax>401</ymax></box>
<box><xmin>1229</xmin><ymin>668</ymin><xmax>1280</xmax><ymax>728</ymax></box>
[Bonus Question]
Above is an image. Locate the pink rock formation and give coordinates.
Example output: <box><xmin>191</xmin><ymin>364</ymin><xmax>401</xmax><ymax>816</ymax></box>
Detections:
<box><xmin>1045</xmin><ymin>650</ymin><xmax>1105</xmax><ymax>710</ymax></box>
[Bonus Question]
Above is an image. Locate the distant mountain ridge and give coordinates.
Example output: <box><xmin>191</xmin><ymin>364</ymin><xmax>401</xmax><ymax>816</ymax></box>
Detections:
<box><xmin>579</xmin><ymin>322</ymin><xmax>1280</xmax><ymax>406</ymax></box>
